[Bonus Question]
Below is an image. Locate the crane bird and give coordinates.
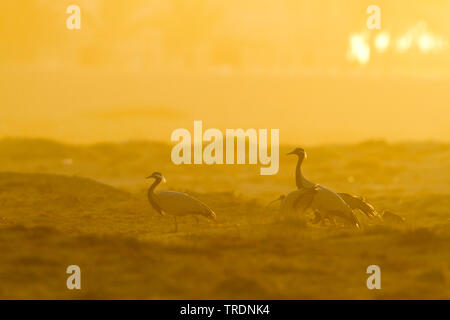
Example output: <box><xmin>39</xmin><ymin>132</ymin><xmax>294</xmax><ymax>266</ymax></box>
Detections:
<box><xmin>287</xmin><ymin>147</ymin><xmax>381</xmax><ymax>222</ymax></box>
<box><xmin>280</xmin><ymin>186</ymin><xmax>320</xmax><ymax>217</ymax></box>
<box><xmin>284</xmin><ymin>148</ymin><xmax>361</xmax><ymax>228</ymax></box>
<box><xmin>146</xmin><ymin>172</ymin><xmax>216</xmax><ymax>231</ymax></box>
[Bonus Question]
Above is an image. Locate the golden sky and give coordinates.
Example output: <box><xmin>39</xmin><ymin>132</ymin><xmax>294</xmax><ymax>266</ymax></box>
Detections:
<box><xmin>1</xmin><ymin>0</ymin><xmax>449</xmax><ymax>144</ymax></box>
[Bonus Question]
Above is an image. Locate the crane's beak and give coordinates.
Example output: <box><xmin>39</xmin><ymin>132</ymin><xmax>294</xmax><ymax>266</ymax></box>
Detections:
<box><xmin>286</xmin><ymin>150</ymin><xmax>296</xmax><ymax>155</ymax></box>
<box><xmin>145</xmin><ymin>175</ymin><xmax>153</xmax><ymax>179</ymax></box>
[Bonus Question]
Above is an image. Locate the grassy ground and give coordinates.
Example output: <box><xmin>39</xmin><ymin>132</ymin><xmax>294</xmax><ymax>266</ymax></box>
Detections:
<box><xmin>0</xmin><ymin>138</ymin><xmax>449</xmax><ymax>299</ymax></box>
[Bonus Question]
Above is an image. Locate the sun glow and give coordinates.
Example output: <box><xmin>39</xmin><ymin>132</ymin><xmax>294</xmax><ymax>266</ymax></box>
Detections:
<box><xmin>348</xmin><ymin>34</ymin><xmax>370</xmax><ymax>65</ymax></box>
<box><xmin>349</xmin><ymin>21</ymin><xmax>448</xmax><ymax>65</ymax></box>
<box><xmin>374</xmin><ymin>32</ymin><xmax>390</xmax><ymax>52</ymax></box>
<box><xmin>396</xmin><ymin>35</ymin><xmax>413</xmax><ymax>53</ymax></box>
<box><xmin>418</xmin><ymin>34</ymin><xmax>434</xmax><ymax>52</ymax></box>
<box><xmin>396</xmin><ymin>21</ymin><xmax>448</xmax><ymax>53</ymax></box>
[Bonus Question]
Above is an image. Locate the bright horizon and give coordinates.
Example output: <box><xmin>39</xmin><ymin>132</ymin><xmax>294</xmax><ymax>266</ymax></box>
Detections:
<box><xmin>1</xmin><ymin>68</ymin><xmax>449</xmax><ymax>145</ymax></box>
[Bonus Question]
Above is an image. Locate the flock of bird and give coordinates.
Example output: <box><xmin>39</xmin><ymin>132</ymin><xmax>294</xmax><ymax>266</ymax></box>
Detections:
<box><xmin>281</xmin><ymin>148</ymin><xmax>381</xmax><ymax>228</ymax></box>
<box><xmin>146</xmin><ymin>147</ymin><xmax>383</xmax><ymax>231</ymax></box>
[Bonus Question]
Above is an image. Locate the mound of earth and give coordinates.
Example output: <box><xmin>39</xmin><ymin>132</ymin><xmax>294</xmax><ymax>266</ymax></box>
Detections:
<box><xmin>0</xmin><ymin>172</ymin><xmax>151</xmax><ymax>234</ymax></box>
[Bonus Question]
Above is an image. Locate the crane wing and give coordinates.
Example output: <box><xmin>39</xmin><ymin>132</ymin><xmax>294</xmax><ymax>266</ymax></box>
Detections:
<box><xmin>338</xmin><ymin>193</ymin><xmax>381</xmax><ymax>220</ymax></box>
<box><xmin>293</xmin><ymin>185</ymin><xmax>320</xmax><ymax>211</ymax></box>
<box><xmin>156</xmin><ymin>191</ymin><xmax>216</xmax><ymax>220</ymax></box>
<box><xmin>281</xmin><ymin>186</ymin><xmax>320</xmax><ymax>215</ymax></box>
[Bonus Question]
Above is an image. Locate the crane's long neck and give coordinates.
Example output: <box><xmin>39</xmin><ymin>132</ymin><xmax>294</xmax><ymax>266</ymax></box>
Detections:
<box><xmin>295</xmin><ymin>155</ymin><xmax>307</xmax><ymax>189</ymax></box>
<box><xmin>148</xmin><ymin>178</ymin><xmax>163</xmax><ymax>215</ymax></box>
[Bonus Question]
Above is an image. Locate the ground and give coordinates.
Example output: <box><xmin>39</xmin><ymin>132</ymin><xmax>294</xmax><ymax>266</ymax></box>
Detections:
<box><xmin>0</xmin><ymin>138</ymin><xmax>449</xmax><ymax>299</ymax></box>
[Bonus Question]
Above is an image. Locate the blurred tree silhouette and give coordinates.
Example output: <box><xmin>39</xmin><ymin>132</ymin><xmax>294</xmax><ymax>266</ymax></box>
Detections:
<box><xmin>151</xmin><ymin>0</ymin><xmax>222</xmax><ymax>69</ymax></box>
<box><xmin>1</xmin><ymin>0</ymin><xmax>449</xmax><ymax>72</ymax></box>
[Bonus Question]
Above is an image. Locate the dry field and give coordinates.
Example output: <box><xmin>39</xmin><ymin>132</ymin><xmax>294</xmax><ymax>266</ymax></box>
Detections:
<box><xmin>0</xmin><ymin>138</ymin><xmax>449</xmax><ymax>299</ymax></box>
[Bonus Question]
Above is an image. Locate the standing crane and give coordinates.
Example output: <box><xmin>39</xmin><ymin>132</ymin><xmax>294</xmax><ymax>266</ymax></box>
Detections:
<box><xmin>287</xmin><ymin>147</ymin><xmax>381</xmax><ymax>224</ymax></box>
<box><xmin>284</xmin><ymin>148</ymin><xmax>361</xmax><ymax>228</ymax></box>
<box><xmin>146</xmin><ymin>172</ymin><xmax>216</xmax><ymax>231</ymax></box>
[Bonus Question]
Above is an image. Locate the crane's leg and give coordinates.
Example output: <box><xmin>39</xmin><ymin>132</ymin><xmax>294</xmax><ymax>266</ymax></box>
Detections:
<box><xmin>194</xmin><ymin>216</ymin><xmax>199</xmax><ymax>224</ymax></box>
<box><xmin>173</xmin><ymin>216</ymin><xmax>178</xmax><ymax>232</ymax></box>
<box><xmin>321</xmin><ymin>215</ymin><xmax>336</xmax><ymax>226</ymax></box>
<box><xmin>311</xmin><ymin>211</ymin><xmax>322</xmax><ymax>224</ymax></box>
<box><xmin>327</xmin><ymin>211</ymin><xmax>357</xmax><ymax>228</ymax></box>
<box><xmin>321</xmin><ymin>212</ymin><xmax>337</xmax><ymax>227</ymax></box>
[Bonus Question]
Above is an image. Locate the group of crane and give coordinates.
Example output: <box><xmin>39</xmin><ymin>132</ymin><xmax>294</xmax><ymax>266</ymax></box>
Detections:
<box><xmin>280</xmin><ymin>148</ymin><xmax>381</xmax><ymax>228</ymax></box>
<box><xmin>146</xmin><ymin>147</ymin><xmax>382</xmax><ymax>231</ymax></box>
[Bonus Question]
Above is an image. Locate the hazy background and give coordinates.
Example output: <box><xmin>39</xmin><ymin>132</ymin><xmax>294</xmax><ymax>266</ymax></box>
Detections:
<box><xmin>1</xmin><ymin>0</ymin><xmax>449</xmax><ymax>145</ymax></box>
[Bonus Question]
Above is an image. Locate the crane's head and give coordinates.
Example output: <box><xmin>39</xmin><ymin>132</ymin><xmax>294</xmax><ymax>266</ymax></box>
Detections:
<box><xmin>146</xmin><ymin>172</ymin><xmax>167</xmax><ymax>183</ymax></box>
<box><xmin>287</xmin><ymin>147</ymin><xmax>307</xmax><ymax>159</ymax></box>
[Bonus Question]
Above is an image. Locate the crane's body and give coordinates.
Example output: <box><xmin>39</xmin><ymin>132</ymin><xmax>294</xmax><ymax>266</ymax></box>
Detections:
<box><xmin>281</xmin><ymin>187</ymin><xmax>319</xmax><ymax>216</ymax></box>
<box><xmin>149</xmin><ymin>190</ymin><xmax>216</xmax><ymax>219</ymax></box>
<box><xmin>147</xmin><ymin>172</ymin><xmax>216</xmax><ymax>231</ymax></box>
